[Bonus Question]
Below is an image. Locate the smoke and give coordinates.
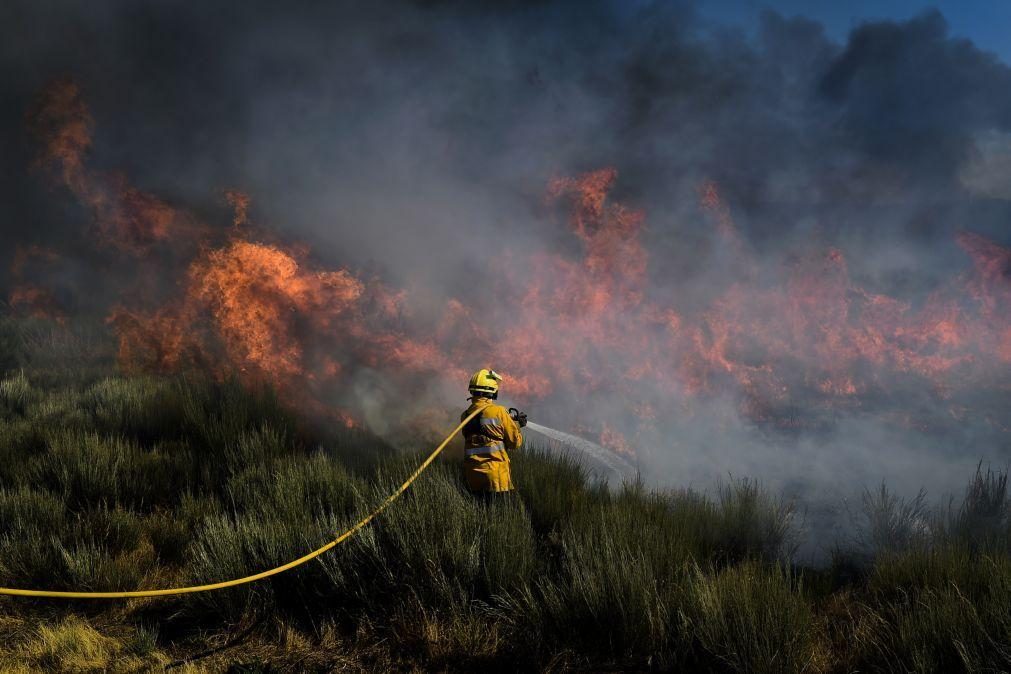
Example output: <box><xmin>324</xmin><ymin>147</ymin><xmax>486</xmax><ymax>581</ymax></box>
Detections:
<box><xmin>2</xmin><ymin>1</ymin><xmax>1010</xmax><ymax>525</ymax></box>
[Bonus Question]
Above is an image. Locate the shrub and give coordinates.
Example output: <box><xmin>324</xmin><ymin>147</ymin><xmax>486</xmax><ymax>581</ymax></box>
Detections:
<box><xmin>0</xmin><ymin>321</ymin><xmax>1009</xmax><ymax>671</ymax></box>
<box><xmin>55</xmin><ymin>539</ymin><xmax>156</xmax><ymax>593</ymax></box>
<box><xmin>712</xmin><ymin>479</ymin><xmax>797</xmax><ymax>563</ymax></box>
<box><xmin>858</xmin><ymin>547</ymin><xmax>1011</xmax><ymax>672</ymax></box>
<box><xmin>858</xmin><ymin>484</ymin><xmax>932</xmax><ymax>558</ymax></box>
<box><xmin>83</xmin><ymin>377</ymin><xmax>178</xmax><ymax>445</ymax></box>
<box><xmin>948</xmin><ymin>464</ymin><xmax>1009</xmax><ymax>553</ymax></box>
<box><xmin>0</xmin><ymin>418</ymin><xmax>48</xmax><ymax>485</ymax></box>
<box><xmin>177</xmin><ymin>377</ymin><xmax>298</xmax><ymax>457</ymax></box>
<box><xmin>514</xmin><ymin>448</ymin><xmax>597</xmax><ymax>534</ymax></box>
<box><xmin>320</xmin><ymin>464</ymin><xmax>525</xmax><ymax>613</ymax></box>
<box><xmin>223</xmin><ymin>423</ymin><xmax>293</xmax><ymax>476</ymax></box>
<box><xmin>185</xmin><ymin>508</ymin><xmax>346</xmax><ymax>618</ymax></box>
<box><xmin>0</xmin><ymin>487</ymin><xmax>67</xmax><ymax>586</ymax></box>
<box><xmin>30</xmin><ymin>431</ymin><xmax>190</xmax><ymax>510</ymax></box>
<box><xmin>0</xmin><ymin>370</ymin><xmax>34</xmax><ymax>415</ymax></box>
<box><xmin>685</xmin><ymin>561</ymin><xmax>815</xmax><ymax>673</ymax></box>
<box><xmin>226</xmin><ymin>452</ymin><xmax>361</xmax><ymax>523</ymax></box>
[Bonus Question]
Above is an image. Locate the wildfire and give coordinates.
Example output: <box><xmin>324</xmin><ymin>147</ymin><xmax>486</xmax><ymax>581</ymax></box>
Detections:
<box><xmin>8</xmin><ymin>285</ymin><xmax>65</xmax><ymax>323</ymax></box>
<box><xmin>14</xmin><ymin>81</ymin><xmax>1011</xmax><ymax>455</ymax></box>
<box><xmin>29</xmin><ymin>79</ymin><xmax>205</xmax><ymax>255</ymax></box>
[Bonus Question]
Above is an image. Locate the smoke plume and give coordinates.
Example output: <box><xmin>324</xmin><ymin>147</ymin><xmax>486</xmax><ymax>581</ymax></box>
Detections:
<box><xmin>2</xmin><ymin>2</ymin><xmax>1010</xmax><ymax>536</ymax></box>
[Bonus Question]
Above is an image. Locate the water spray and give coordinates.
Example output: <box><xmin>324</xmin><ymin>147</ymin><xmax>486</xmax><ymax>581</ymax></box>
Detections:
<box><xmin>524</xmin><ymin>420</ymin><xmax>637</xmax><ymax>484</ymax></box>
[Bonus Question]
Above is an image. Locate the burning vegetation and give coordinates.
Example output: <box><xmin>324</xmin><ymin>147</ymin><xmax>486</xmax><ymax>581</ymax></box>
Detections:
<box><xmin>11</xmin><ymin>80</ymin><xmax>1011</xmax><ymax>457</ymax></box>
<box><xmin>4</xmin><ymin>4</ymin><xmax>1011</xmax><ymax>670</ymax></box>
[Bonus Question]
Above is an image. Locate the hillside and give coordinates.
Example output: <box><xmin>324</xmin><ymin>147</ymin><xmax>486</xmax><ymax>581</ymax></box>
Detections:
<box><xmin>0</xmin><ymin>317</ymin><xmax>1008</xmax><ymax>672</ymax></box>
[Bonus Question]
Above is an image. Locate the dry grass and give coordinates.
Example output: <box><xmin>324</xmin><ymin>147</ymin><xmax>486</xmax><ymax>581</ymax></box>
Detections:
<box><xmin>0</xmin><ymin>616</ymin><xmax>167</xmax><ymax>673</ymax></box>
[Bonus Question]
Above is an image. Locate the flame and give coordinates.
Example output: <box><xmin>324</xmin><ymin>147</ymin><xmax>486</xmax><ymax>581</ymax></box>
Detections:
<box><xmin>224</xmin><ymin>190</ymin><xmax>251</xmax><ymax>228</ymax></box>
<box><xmin>14</xmin><ymin>82</ymin><xmax>1011</xmax><ymax>453</ymax></box>
<box><xmin>194</xmin><ymin>240</ymin><xmax>363</xmax><ymax>378</ymax></box>
<box><xmin>8</xmin><ymin>285</ymin><xmax>65</xmax><ymax>323</ymax></box>
<box><xmin>29</xmin><ymin>80</ymin><xmax>204</xmax><ymax>255</ymax></box>
<box><xmin>600</xmin><ymin>423</ymin><xmax>634</xmax><ymax>458</ymax></box>
<box><xmin>7</xmin><ymin>246</ymin><xmax>66</xmax><ymax>322</ymax></box>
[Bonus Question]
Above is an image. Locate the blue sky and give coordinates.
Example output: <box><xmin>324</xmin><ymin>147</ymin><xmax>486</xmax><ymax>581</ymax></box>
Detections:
<box><xmin>696</xmin><ymin>0</ymin><xmax>1011</xmax><ymax>63</ymax></box>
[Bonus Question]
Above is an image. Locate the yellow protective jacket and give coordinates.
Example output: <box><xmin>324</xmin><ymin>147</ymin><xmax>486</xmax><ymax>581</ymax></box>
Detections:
<box><xmin>461</xmin><ymin>397</ymin><xmax>523</xmax><ymax>493</ymax></box>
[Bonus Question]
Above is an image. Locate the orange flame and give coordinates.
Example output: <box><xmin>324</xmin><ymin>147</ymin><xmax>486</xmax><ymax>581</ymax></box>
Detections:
<box><xmin>17</xmin><ymin>83</ymin><xmax>1011</xmax><ymax>453</ymax></box>
<box><xmin>29</xmin><ymin>80</ymin><xmax>205</xmax><ymax>255</ymax></box>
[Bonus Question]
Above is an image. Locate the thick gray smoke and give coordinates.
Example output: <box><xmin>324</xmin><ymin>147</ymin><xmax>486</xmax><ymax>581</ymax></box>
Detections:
<box><xmin>2</xmin><ymin>1</ymin><xmax>1010</xmax><ymax>541</ymax></box>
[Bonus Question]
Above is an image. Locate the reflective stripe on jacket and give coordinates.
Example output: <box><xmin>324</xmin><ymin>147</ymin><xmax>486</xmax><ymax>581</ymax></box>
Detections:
<box><xmin>460</xmin><ymin>397</ymin><xmax>523</xmax><ymax>493</ymax></box>
<box><xmin>461</xmin><ymin>398</ymin><xmax>523</xmax><ymax>454</ymax></box>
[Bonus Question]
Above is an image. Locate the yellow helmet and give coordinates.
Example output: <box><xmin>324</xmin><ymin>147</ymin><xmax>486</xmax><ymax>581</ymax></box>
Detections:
<box><xmin>469</xmin><ymin>368</ymin><xmax>504</xmax><ymax>398</ymax></box>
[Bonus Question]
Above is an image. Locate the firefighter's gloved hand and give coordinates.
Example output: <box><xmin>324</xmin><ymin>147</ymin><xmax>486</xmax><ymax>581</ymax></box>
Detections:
<box><xmin>508</xmin><ymin>408</ymin><xmax>528</xmax><ymax>428</ymax></box>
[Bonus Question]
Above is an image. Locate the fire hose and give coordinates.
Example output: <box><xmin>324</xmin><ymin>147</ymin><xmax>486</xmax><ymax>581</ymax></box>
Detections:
<box><xmin>0</xmin><ymin>409</ymin><xmax>482</xmax><ymax>599</ymax></box>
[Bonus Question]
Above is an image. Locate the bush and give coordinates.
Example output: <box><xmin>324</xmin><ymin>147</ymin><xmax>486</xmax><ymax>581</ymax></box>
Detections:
<box><xmin>29</xmin><ymin>431</ymin><xmax>191</xmax><ymax>510</ymax></box>
<box><xmin>55</xmin><ymin>538</ymin><xmax>156</xmax><ymax>593</ymax></box>
<box><xmin>0</xmin><ymin>418</ymin><xmax>48</xmax><ymax>485</ymax></box>
<box><xmin>948</xmin><ymin>464</ymin><xmax>1010</xmax><ymax>553</ymax></box>
<box><xmin>712</xmin><ymin>479</ymin><xmax>797</xmax><ymax>563</ymax></box>
<box><xmin>0</xmin><ymin>487</ymin><xmax>67</xmax><ymax>586</ymax></box>
<box><xmin>0</xmin><ymin>370</ymin><xmax>34</xmax><ymax>415</ymax></box>
<box><xmin>858</xmin><ymin>484</ymin><xmax>932</xmax><ymax>558</ymax></box>
<box><xmin>858</xmin><ymin>547</ymin><xmax>1011</xmax><ymax>672</ymax></box>
<box><xmin>506</xmin><ymin>518</ymin><xmax>687</xmax><ymax>666</ymax></box>
<box><xmin>176</xmin><ymin>378</ymin><xmax>299</xmax><ymax>458</ymax></box>
<box><xmin>0</xmin><ymin>322</ymin><xmax>1009</xmax><ymax>671</ymax></box>
<box><xmin>685</xmin><ymin>561</ymin><xmax>815</xmax><ymax>673</ymax></box>
<box><xmin>514</xmin><ymin>448</ymin><xmax>598</xmax><ymax>534</ymax></box>
<box><xmin>83</xmin><ymin>377</ymin><xmax>178</xmax><ymax>444</ymax></box>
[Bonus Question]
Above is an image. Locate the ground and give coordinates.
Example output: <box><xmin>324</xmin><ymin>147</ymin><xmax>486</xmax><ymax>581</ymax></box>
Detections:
<box><xmin>0</xmin><ymin>317</ymin><xmax>1008</xmax><ymax>672</ymax></box>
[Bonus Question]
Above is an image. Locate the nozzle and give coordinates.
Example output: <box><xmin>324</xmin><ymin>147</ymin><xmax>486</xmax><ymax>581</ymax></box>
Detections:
<box><xmin>508</xmin><ymin>407</ymin><xmax>528</xmax><ymax>427</ymax></box>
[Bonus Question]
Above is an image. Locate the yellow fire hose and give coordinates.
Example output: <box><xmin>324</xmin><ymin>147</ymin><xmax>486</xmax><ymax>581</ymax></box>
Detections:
<box><xmin>0</xmin><ymin>409</ymin><xmax>481</xmax><ymax>599</ymax></box>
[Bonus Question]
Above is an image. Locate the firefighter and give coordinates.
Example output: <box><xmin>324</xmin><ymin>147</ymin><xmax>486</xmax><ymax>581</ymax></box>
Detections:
<box><xmin>461</xmin><ymin>368</ymin><xmax>525</xmax><ymax>495</ymax></box>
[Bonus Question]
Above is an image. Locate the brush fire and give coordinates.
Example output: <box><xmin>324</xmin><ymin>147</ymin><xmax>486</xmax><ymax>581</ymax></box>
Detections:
<box><xmin>7</xmin><ymin>4</ymin><xmax>1011</xmax><ymax>669</ymax></box>
<box><xmin>12</xmin><ymin>79</ymin><xmax>1010</xmax><ymax>467</ymax></box>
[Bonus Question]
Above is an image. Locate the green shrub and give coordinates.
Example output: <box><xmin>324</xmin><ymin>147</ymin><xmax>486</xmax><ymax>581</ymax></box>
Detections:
<box><xmin>72</xmin><ymin>506</ymin><xmax>145</xmax><ymax>554</ymax></box>
<box><xmin>177</xmin><ymin>378</ymin><xmax>298</xmax><ymax>456</ymax></box>
<box><xmin>383</xmin><ymin>465</ymin><xmax>536</xmax><ymax>595</ymax></box>
<box><xmin>711</xmin><ymin>479</ymin><xmax>797</xmax><ymax>563</ymax></box>
<box><xmin>859</xmin><ymin>547</ymin><xmax>1011</xmax><ymax>672</ymax></box>
<box><xmin>306</xmin><ymin>460</ymin><xmax>537</xmax><ymax>630</ymax></box>
<box><xmin>0</xmin><ymin>370</ymin><xmax>34</xmax><ymax>415</ymax></box>
<box><xmin>226</xmin><ymin>452</ymin><xmax>360</xmax><ymax>521</ymax></box>
<box><xmin>0</xmin><ymin>418</ymin><xmax>48</xmax><ymax>485</ymax></box>
<box><xmin>185</xmin><ymin>453</ymin><xmax>364</xmax><ymax>617</ymax></box>
<box><xmin>0</xmin><ymin>487</ymin><xmax>68</xmax><ymax>586</ymax></box>
<box><xmin>514</xmin><ymin>448</ymin><xmax>597</xmax><ymax>534</ymax></box>
<box><xmin>186</xmin><ymin>508</ymin><xmax>345</xmax><ymax>618</ymax></box>
<box><xmin>223</xmin><ymin>424</ymin><xmax>292</xmax><ymax>475</ymax></box>
<box><xmin>0</xmin><ymin>317</ymin><xmax>1009</xmax><ymax>671</ymax></box>
<box><xmin>139</xmin><ymin>492</ymin><xmax>222</xmax><ymax>568</ymax></box>
<box><xmin>685</xmin><ymin>561</ymin><xmax>814</xmax><ymax>673</ymax></box>
<box><xmin>83</xmin><ymin>377</ymin><xmax>178</xmax><ymax>444</ymax></box>
<box><xmin>143</xmin><ymin>510</ymin><xmax>193</xmax><ymax>567</ymax></box>
<box><xmin>513</xmin><ymin>524</ymin><xmax>686</xmax><ymax>664</ymax></box>
<box><xmin>26</xmin><ymin>388</ymin><xmax>91</xmax><ymax>431</ymax></box>
<box><xmin>29</xmin><ymin>431</ymin><xmax>191</xmax><ymax>510</ymax></box>
<box><xmin>859</xmin><ymin>484</ymin><xmax>932</xmax><ymax>557</ymax></box>
<box><xmin>948</xmin><ymin>465</ymin><xmax>1009</xmax><ymax>553</ymax></box>
<box><xmin>55</xmin><ymin>539</ymin><xmax>155</xmax><ymax>593</ymax></box>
